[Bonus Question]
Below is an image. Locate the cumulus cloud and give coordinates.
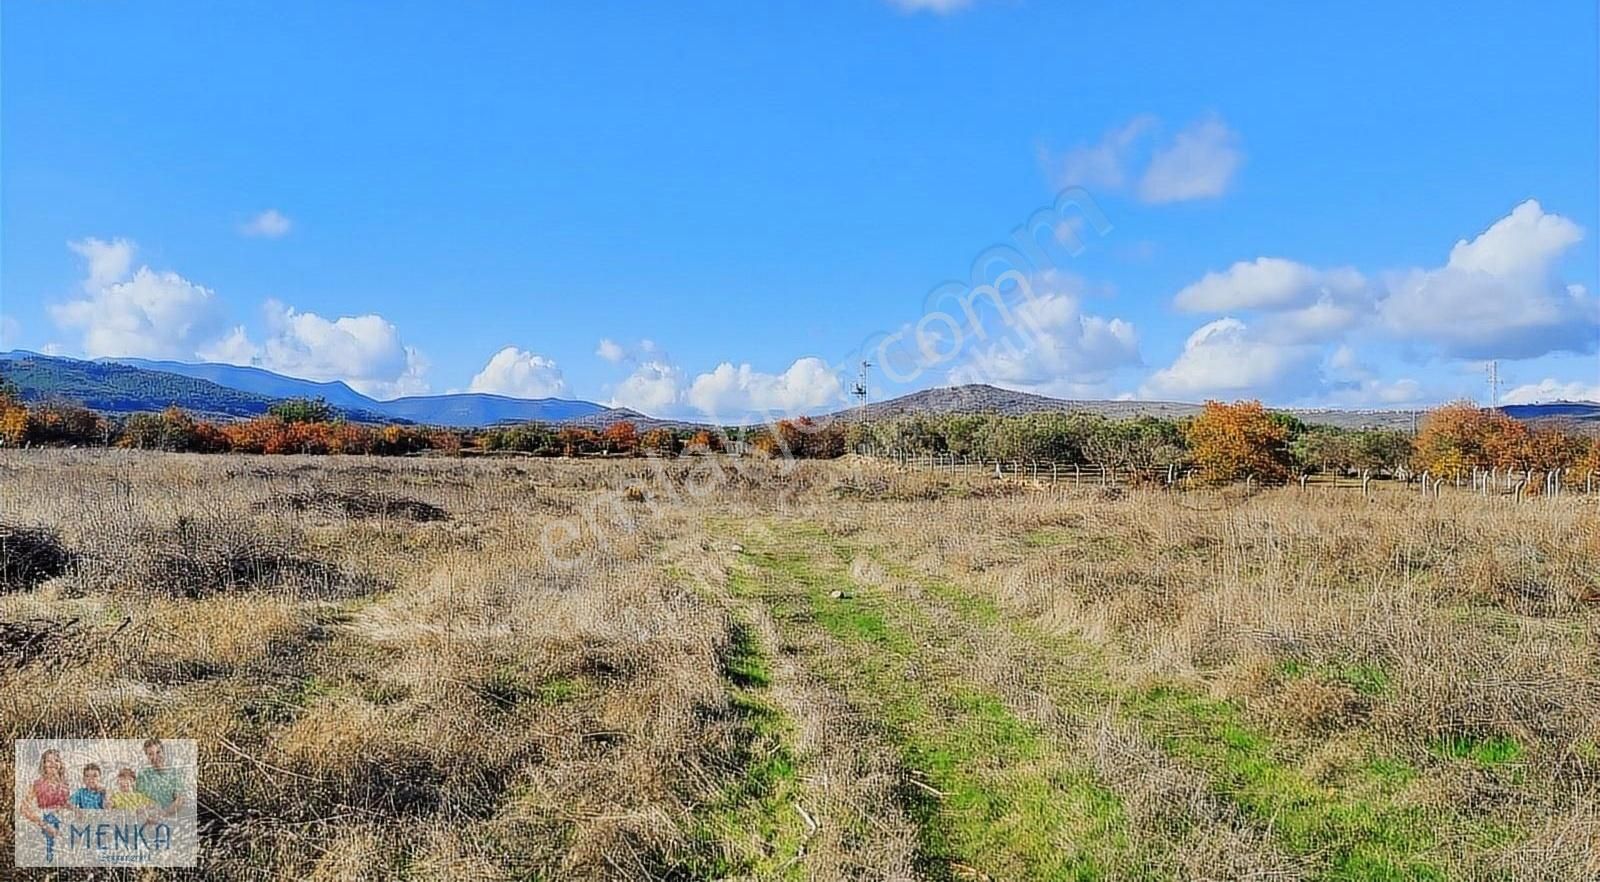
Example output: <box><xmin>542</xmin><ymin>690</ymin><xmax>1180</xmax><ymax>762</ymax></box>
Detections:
<box><xmin>69</xmin><ymin>237</ymin><xmax>134</xmax><ymax>291</ymax></box>
<box><xmin>1502</xmin><ymin>378</ymin><xmax>1600</xmax><ymax>405</ymax></box>
<box><xmin>687</xmin><ymin>358</ymin><xmax>844</xmax><ymax>419</ymax></box>
<box><xmin>1141</xmin><ymin>318</ymin><xmax>1321</xmax><ymax>401</ymax></box>
<box><xmin>1378</xmin><ymin>200</ymin><xmax>1595</xmax><ymax>360</ymax></box>
<box><xmin>949</xmin><ymin>276</ymin><xmax>1140</xmax><ymax>391</ymax></box>
<box><xmin>1160</xmin><ymin>200</ymin><xmax>1595</xmax><ymax>403</ymax></box>
<box><xmin>214</xmin><ymin>301</ymin><xmax>430</xmax><ymax>399</ymax></box>
<box><xmin>1175</xmin><ymin>257</ymin><xmax>1367</xmax><ymax>313</ymax></box>
<box><xmin>197</xmin><ymin>326</ymin><xmax>259</xmax><ymax>365</ymax></box>
<box><xmin>610</xmin><ymin>360</ymin><xmax>686</xmax><ymax>415</ymax></box>
<box><xmin>595</xmin><ymin>338</ymin><xmax>626</xmax><ymax>363</ymax></box>
<box><xmin>51</xmin><ymin>238</ymin><xmax>227</xmax><ymax>359</ymax></box>
<box><xmin>1138</xmin><ymin>116</ymin><xmax>1244</xmax><ymax>203</ymax></box>
<box><xmin>240</xmin><ymin>209</ymin><xmax>292</xmax><ymax>238</ymax></box>
<box><xmin>468</xmin><ymin>347</ymin><xmax>568</xmax><ymax>398</ymax></box>
<box><xmin>0</xmin><ymin>315</ymin><xmax>19</xmax><ymax>348</ymax></box>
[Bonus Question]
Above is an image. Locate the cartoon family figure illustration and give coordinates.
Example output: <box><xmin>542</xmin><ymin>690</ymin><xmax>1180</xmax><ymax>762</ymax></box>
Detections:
<box><xmin>17</xmin><ymin>739</ymin><xmax>185</xmax><ymax>865</ymax></box>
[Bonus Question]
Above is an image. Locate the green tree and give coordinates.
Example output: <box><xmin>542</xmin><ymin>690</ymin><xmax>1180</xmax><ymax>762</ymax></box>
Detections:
<box><xmin>268</xmin><ymin>397</ymin><xmax>335</xmax><ymax>424</ymax></box>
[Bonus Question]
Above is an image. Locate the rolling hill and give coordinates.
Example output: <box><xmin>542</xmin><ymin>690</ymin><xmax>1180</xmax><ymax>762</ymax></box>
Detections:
<box><xmin>1</xmin><ymin>352</ymin><xmax>630</xmax><ymax>427</ymax></box>
<box><xmin>109</xmin><ymin>357</ymin><xmax>380</xmax><ymax>412</ymax></box>
<box><xmin>105</xmin><ymin>356</ymin><xmax>612</xmax><ymax>426</ymax></box>
<box><xmin>833</xmin><ymin>384</ymin><xmax>1599</xmax><ymax>432</ymax></box>
<box><xmin>837</xmin><ymin>384</ymin><xmax>1430</xmax><ymax>430</ymax></box>
<box><xmin>0</xmin><ymin>353</ymin><xmax>315</xmax><ymax>420</ymax></box>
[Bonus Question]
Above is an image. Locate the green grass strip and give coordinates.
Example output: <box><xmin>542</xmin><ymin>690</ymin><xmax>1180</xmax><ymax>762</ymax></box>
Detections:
<box><xmin>732</xmin><ymin>535</ymin><xmax>1161</xmax><ymax>882</ymax></box>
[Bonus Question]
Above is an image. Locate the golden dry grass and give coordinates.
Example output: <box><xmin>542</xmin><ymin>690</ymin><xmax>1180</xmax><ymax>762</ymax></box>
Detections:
<box><xmin>1</xmin><ymin>450</ymin><xmax>1597</xmax><ymax>880</ymax></box>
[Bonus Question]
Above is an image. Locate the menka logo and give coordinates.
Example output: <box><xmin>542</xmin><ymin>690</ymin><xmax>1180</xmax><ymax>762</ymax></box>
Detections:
<box><xmin>13</xmin><ymin>738</ymin><xmax>198</xmax><ymax>868</ymax></box>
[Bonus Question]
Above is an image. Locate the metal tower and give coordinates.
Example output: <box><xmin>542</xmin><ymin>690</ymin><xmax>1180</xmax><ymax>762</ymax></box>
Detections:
<box><xmin>851</xmin><ymin>360</ymin><xmax>871</xmax><ymax>421</ymax></box>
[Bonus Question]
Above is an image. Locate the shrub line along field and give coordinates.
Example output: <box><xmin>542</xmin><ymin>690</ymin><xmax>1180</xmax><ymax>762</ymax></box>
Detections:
<box><xmin>2</xmin><ymin>450</ymin><xmax>1598</xmax><ymax>879</ymax></box>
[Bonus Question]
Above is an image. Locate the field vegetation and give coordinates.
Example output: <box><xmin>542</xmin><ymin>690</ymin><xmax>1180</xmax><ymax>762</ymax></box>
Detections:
<box><xmin>2</xmin><ymin>449</ymin><xmax>1597</xmax><ymax>879</ymax></box>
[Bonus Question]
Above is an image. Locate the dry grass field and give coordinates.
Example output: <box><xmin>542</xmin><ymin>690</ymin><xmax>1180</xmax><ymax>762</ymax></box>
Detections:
<box><xmin>2</xmin><ymin>450</ymin><xmax>1599</xmax><ymax>880</ymax></box>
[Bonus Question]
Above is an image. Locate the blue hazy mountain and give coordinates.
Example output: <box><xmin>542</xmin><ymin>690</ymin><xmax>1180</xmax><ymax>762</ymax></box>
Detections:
<box><xmin>109</xmin><ymin>357</ymin><xmax>380</xmax><ymax>412</ymax></box>
<box><xmin>105</xmin><ymin>358</ymin><xmax>611</xmax><ymax>425</ymax></box>
<box><xmin>77</xmin><ymin>355</ymin><xmax>610</xmax><ymax>426</ymax></box>
<box><xmin>0</xmin><ymin>352</ymin><xmax>614</xmax><ymax>426</ymax></box>
<box><xmin>372</xmin><ymin>393</ymin><xmax>607</xmax><ymax>425</ymax></box>
<box><xmin>1500</xmin><ymin>401</ymin><xmax>1600</xmax><ymax>423</ymax></box>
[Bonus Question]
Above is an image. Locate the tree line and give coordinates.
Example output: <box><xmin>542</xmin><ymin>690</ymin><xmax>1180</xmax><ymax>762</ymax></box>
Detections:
<box><xmin>840</xmin><ymin>400</ymin><xmax>1598</xmax><ymax>486</ymax></box>
<box><xmin>2</xmin><ymin>378</ymin><xmax>1596</xmax><ymax>487</ymax></box>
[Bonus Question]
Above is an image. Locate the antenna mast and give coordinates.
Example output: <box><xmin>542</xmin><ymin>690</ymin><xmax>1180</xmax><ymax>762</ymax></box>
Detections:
<box><xmin>851</xmin><ymin>360</ymin><xmax>871</xmax><ymax>422</ymax></box>
<box><xmin>1486</xmin><ymin>360</ymin><xmax>1500</xmax><ymax>409</ymax></box>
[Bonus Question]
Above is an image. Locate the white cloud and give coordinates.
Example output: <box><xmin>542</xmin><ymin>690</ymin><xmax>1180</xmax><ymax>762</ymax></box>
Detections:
<box><xmin>610</xmin><ymin>359</ymin><xmax>686</xmax><ymax>415</ymax></box>
<box><xmin>1321</xmin><ymin>346</ymin><xmax>1426</xmax><ymax>406</ymax></box>
<box><xmin>1260</xmin><ymin>296</ymin><xmax>1366</xmax><ymax>344</ymax></box>
<box><xmin>197</xmin><ymin>326</ymin><xmax>259</xmax><ymax>365</ymax></box>
<box><xmin>0</xmin><ymin>315</ymin><xmax>19</xmax><ymax>348</ymax></box>
<box><xmin>1138</xmin><ymin>115</ymin><xmax>1244</xmax><ymax>203</ymax></box>
<box><xmin>886</xmin><ymin>0</ymin><xmax>971</xmax><ymax>13</ymax></box>
<box><xmin>1050</xmin><ymin>115</ymin><xmax>1157</xmax><ymax>190</ymax></box>
<box><xmin>1502</xmin><ymin>378</ymin><xmax>1600</xmax><ymax>405</ymax></box>
<box><xmin>217</xmin><ymin>300</ymin><xmax>430</xmax><ymax>399</ymax></box>
<box><xmin>1175</xmin><ymin>257</ymin><xmax>1367</xmax><ymax>313</ymax></box>
<box><xmin>68</xmin><ymin>237</ymin><xmax>134</xmax><ymax>292</ymax></box>
<box><xmin>687</xmin><ymin>357</ymin><xmax>844</xmax><ymax>419</ymax></box>
<box><xmin>241</xmin><ymin>209</ymin><xmax>292</xmax><ymax>239</ymax></box>
<box><xmin>950</xmin><ymin>276</ymin><xmax>1140</xmax><ymax>390</ymax></box>
<box><xmin>51</xmin><ymin>238</ymin><xmax>227</xmax><ymax>359</ymax></box>
<box><xmin>1162</xmin><ymin>200</ymin><xmax>1595</xmax><ymax>391</ymax></box>
<box><xmin>49</xmin><ymin>237</ymin><xmax>435</xmax><ymax>398</ymax></box>
<box><xmin>1044</xmin><ymin>114</ymin><xmax>1242</xmax><ymax>204</ymax></box>
<box><xmin>1378</xmin><ymin>200</ymin><xmax>1595</xmax><ymax>360</ymax></box>
<box><xmin>1141</xmin><ymin>318</ymin><xmax>1320</xmax><ymax>401</ymax></box>
<box><xmin>468</xmin><ymin>347</ymin><xmax>568</xmax><ymax>399</ymax></box>
<box><xmin>595</xmin><ymin>338</ymin><xmax>626</xmax><ymax>363</ymax></box>
<box><xmin>1326</xmin><ymin>377</ymin><xmax>1426</xmax><ymax>407</ymax></box>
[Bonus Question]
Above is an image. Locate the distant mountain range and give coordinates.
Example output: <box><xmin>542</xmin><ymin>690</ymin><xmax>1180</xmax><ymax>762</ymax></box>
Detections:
<box><xmin>107</xmin><ymin>357</ymin><xmax>610</xmax><ymax>426</ymax></box>
<box><xmin>2</xmin><ymin>352</ymin><xmax>1595</xmax><ymax>431</ymax></box>
<box><xmin>0</xmin><ymin>352</ymin><xmax>624</xmax><ymax>427</ymax></box>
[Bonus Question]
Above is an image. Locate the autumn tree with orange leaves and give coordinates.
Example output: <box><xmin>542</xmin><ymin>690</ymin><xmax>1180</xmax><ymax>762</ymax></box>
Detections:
<box><xmin>1411</xmin><ymin>401</ymin><xmax>1531</xmax><ymax>475</ymax></box>
<box><xmin>0</xmin><ymin>376</ymin><xmax>30</xmax><ymax>446</ymax></box>
<box><xmin>601</xmin><ymin>420</ymin><xmax>639</xmax><ymax>454</ymax></box>
<box><xmin>1185</xmin><ymin>400</ymin><xmax>1291</xmax><ymax>485</ymax></box>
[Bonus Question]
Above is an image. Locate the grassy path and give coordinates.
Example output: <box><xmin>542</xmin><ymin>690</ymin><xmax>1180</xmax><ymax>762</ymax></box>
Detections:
<box><xmin>719</xmin><ymin>521</ymin><xmax>1186</xmax><ymax>881</ymax></box>
<box><xmin>715</xmin><ymin>516</ymin><xmax>1514</xmax><ymax>881</ymax></box>
<box><xmin>856</xmin><ymin>525</ymin><xmax>1516</xmax><ymax>882</ymax></box>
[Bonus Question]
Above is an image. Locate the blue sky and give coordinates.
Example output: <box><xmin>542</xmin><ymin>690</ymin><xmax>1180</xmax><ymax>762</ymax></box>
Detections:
<box><xmin>2</xmin><ymin>1</ymin><xmax>1596</xmax><ymax>419</ymax></box>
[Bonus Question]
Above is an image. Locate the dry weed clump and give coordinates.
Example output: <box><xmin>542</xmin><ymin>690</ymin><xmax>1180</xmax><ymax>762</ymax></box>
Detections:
<box><xmin>0</xmin><ymin>523</ymin><xmax>72</xmax><ymax>591</ymax></box>
<box><xmin>70</xmin><ymin>511</ymin><xmax>383</xmax><ymax>600</ymax></box>
<box><xmin>257</xmin><ymin>487</ymin><xmax>450</xmax><ymax>522</ymax></box>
